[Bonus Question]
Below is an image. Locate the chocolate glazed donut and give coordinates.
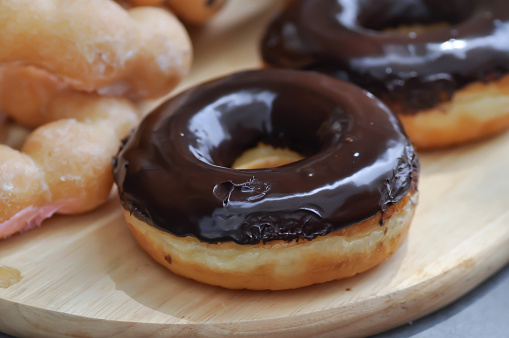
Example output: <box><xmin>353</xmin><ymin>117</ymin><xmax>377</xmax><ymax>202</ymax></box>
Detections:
<box><xmin>261</xmin><ymin>0</ymin><xmax>509</xmax><ymax>148</ymax></box>
<box><xmin>114</xmin><ymin>70</ymin><xmax>419</xmax><ymax>289</ymax></box>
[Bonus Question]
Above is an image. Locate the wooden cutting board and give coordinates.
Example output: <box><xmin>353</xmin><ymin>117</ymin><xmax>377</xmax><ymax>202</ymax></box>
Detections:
<box><xmin>1</xmin><ymin>1</ymin><xmax>509</xmax><ymax>337</ymax></box>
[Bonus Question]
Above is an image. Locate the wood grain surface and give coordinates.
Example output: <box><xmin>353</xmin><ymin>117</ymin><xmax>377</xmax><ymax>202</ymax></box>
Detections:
<box><xmin>1</xmin><ymin>1</ymin><xmax>509</xmax><ymax>337</ymax></box>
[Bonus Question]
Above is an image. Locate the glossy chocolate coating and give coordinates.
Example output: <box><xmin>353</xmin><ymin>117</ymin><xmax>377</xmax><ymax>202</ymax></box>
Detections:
<box><xmin>261</xmin><ymin>0</ymin><xmax>509</xmax><ymax>114</ymax></box>
<box><xmin>114</xmin><ymin>70</ymin><xmax>418</xmax><ymax>244</ymax></box>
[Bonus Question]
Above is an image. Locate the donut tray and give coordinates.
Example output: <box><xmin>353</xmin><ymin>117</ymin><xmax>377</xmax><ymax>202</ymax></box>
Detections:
<box><xmin>1</xmin><ymin>2</ymin><xmax>509</xmax><ymax>337</ymax></box>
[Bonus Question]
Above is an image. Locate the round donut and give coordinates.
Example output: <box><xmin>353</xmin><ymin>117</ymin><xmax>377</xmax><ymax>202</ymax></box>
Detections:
<box><xmin>0</xmin><ymin>66</ymin><xmax>66</xmax><ymax>129</ymax></box>
<box><xmin>113</xmin><ymin>70</ymin><xmax>419</xmax><ymax>290</ymax></box>
<box><xmin>261</xmin><ymin>0</ymin><xmax>509</xmax><ymax>149</ymax></box>
<box><xmin>0</xmin><ymin>0</ymin><xmax>192</xmax><ymax>99</ymax></box>
<box><xmin>0</xmin><ymin>65</ymin><xmax>139</xmax><ymax>240</ymax></box>
<box><xmin>0</xmin><ymin>93</ymin><xmax>138</xmax><ymax>239</ymax></box>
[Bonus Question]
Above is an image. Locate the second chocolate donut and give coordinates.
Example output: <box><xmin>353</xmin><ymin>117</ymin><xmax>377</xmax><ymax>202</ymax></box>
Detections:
<box><xmin>261</xmin><ymin>0</ymin><xmax>509</xmax><ymax>148</ymax></box>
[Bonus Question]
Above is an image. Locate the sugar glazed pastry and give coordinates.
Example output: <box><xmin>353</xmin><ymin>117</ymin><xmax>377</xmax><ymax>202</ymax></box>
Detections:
<box><xmin>261</xmin><ymin>0</ymin><xmax>509</xmax><ymax>149</ymax></box>
<box><xmin>114</xmin><ymin>70</ymin><xmax>419</xmax><ymax>290</ymax></box>
<box><xmin>0</xmin><ymin>0</ymin><xmax>192</xmax><ymax>99</ymax></box>
<box><xmin>0</xmin><ymin>0</ymin><xmax>192</xmax><ymax>239</ymax></box>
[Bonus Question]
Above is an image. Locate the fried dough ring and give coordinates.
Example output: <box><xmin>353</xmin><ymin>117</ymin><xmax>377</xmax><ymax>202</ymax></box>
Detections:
<box><xmin>126</xmin><ymin>191</ymin><xmax>417</xmax><ymax>290</ymax></box>
<box><xmin>0</xmin><ymin>66</ymin><xmax>138</xmax><ymax>132</ymax></box>
<box><xmin>260</xmin><ymin>0</ymin><xmax>509</xmax><ymax>149</ymax></box>
<box><xmin>398</xmin><ymin>74</ymin><xmax>509</xmax><ymax>149</ymax></box>
<box><xmin>0</xmin><ymin>93</ymin><xmax>138</xmax><ymax>239</ymax></box>
<box><xmin>0</xmin><ymin>66</ymin><xmax>74</xmax><ymax>129</ymax></box>
<box><xmin>114</xmin><ymin>70</ymin><xmax>419</xmax><ymax>289</ymax></box>
<box><xmin>124</xmin><ymin>144</ymin><xmax>417</xmax><ymax>290</ymax></box>
<box><xmin>0</xmin><ymin>0</ymin><xmax>192</xmax><ymax>99</ymax></box>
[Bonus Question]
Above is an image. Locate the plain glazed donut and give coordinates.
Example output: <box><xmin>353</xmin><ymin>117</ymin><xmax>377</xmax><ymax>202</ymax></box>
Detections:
<box><xmin>0</xmin><ymin>0</ymin><xmax>192</xmax><ymax>99</ymax></box>
<box><xmin>0</xmin><ymin>65</ymin><xmax>137</xmax><ymax>130</ymax></box>
<box><xmin>0</xmin><ymin>93</ymin><xmax>138</xmax><ymax>239</ymax></box>
<box><xmin>261</xmin><ymin>0</ymin><xmax>509</xmax><ymax>149</ymax></box>
<box><xmin>114</xmin><ymin>70</ymin><xmax>419</xmax><ymax>290</ymax></box>
<box><xmin>0</xmin><ymin>66</ymin><xmax>65</xmax><ymax>129</ymax></box>
<box><xmin>0</xmin><ymin>65</ymin><xmax>140</xmax><ymax>240</ymax></box>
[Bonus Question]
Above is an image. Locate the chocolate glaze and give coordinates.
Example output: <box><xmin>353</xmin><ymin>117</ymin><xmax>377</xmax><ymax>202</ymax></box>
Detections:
<box><xmin>261</xmin><ymin>0</ymin><xmax>509</xmax><ymax>114</ymax></box>
<box><xmin>113</xmin><ymin>70</ymin><xmax>418</xmax><ymax>244</ymax></box>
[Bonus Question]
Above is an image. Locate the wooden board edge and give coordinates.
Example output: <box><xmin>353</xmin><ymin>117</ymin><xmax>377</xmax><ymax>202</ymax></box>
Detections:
<box><xmin>1</xmin><ymin>231</ymin><xmax>508</xmax><ymax>338</ymax></box>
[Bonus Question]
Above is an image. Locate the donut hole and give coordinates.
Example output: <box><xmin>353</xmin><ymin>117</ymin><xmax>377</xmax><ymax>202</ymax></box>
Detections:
<box><xmin>356</xmin><ymin>0</ymin><xmax>477</xmax><ymax>32</ymax></box>
<box><xmin>184</xmin><ymin>86</ymin><xmax>348</xmax><ymax>169</ymax></box>
<box><xmin>231</xmin><ymin>142</ymin><xmax>304</xmax><ymax>169</ymax></box>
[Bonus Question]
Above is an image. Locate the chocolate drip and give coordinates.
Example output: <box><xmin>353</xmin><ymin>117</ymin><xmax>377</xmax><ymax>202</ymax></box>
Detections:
<box><xmin>261</xmin><ymin>0</ymin><xmax>509</xmax><ymax>114</ymax></box>
<box><xmin>114</xmin><ymin>70</ymin><xmax>418</xmax><ymax>244</ymax></box>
